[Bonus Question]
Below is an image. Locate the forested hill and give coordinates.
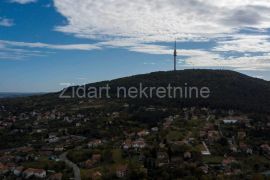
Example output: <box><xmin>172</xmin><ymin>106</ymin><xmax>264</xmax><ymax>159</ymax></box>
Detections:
<box><xmin>1</xmin><ymin>69</ymin><xmax>270</xmax><ymax>114</ymax></box>
<box><xmin>85</xmin><ymin>69</ymin><xmax>270</xmax><ymax>113</ymax></box>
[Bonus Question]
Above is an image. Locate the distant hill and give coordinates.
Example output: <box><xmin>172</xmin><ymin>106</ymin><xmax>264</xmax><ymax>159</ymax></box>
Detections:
<box><xmin>1</xmin><ymin>70</ymin><xmax>270</xmax><ymax>114</ymax></box>
<box><xmin>0</xmin><ymin>92</ymin><xmax>45</xmax><ymax>99</ymax></box>
<box><xmin>81</xmin><ymin>69</ymin><xmax>270</xmax><ymax>113</ymax></box>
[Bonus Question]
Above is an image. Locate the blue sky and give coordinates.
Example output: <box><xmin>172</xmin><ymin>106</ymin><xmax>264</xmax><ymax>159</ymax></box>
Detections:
<box><xmin>0</xmin><ymin>0</ymin><xmax>270</xmax><ymax>92</ymax></box>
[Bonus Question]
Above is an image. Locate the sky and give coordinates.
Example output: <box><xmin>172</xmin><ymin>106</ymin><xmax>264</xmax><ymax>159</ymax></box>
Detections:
<box><xmin>0</xmin><ymin>0</ymin><xmax>270</xmax><ymax>92</ymax></box>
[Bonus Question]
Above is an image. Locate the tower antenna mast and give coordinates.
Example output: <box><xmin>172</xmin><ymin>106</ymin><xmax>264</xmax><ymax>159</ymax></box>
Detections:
<box><xmin>174</xmin><ymin>40</ymin><xmax>177</xmax><ymax>71</ymax></box>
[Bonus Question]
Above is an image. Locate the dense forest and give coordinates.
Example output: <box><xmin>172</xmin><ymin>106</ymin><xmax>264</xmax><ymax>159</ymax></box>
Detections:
<box><xmin>73</xmin><ymin>69</ymin><xmax>270</xmax><ymax>113</ymax></box>
<box><xmin>1</xmin><ymin>69</ymin><xmax>270</xmax><ymax>114</ymax></box>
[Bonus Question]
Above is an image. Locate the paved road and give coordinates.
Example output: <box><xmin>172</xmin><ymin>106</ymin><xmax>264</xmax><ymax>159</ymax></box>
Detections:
<box><xmin>60</xmin><ymin>152</ymin><xmax>81</xmax><ymax>180</ymax></box>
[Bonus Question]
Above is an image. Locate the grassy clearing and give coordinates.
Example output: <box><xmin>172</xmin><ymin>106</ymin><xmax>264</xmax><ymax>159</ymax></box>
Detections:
<box><xmin>166</xmin><ymin>130</ymin><xmax>184</xmax><ymax>141</ymax></box>
<box><xmin>202</xmin><ymin>156</ymin><xmax>223</xmax><ymax>164</ymax></box>
<box><xmin>112</xmin><ymin>149</ymin><xmax>122</xmax><ymax>163</ymax></box>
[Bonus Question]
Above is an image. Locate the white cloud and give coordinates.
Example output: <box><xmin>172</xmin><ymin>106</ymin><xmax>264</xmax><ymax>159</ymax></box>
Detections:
<box><xmin>0</xmin><ymin>18</ymin><xmax>14</xmax><ymax>27</ymax></box>
<box><xmin>50</xmin><ymin>0</ymin><xmax>270</xmax><ymax>71</ymax></box>
<box><xmin>214</xmin><ymin>34</ymin><xmax>270</xmax><ymax>53</ymax></box>
<box><xmin>253</xmin><ymin>75</ymin><xmax>264</xmax><ymax>79</ymax></box>
<box><xmin>128</xmin><ymin>44</ymin><xmax>172</xmax><ymax>55</ymax></box>
<box><xmin>0</xmin><ymin>40</ymin><xmax>101</xmax><ymax>51</ymax></box>
<box><xmin>0</xmin><ymin>46</ymin><xmax>47</xmax><ymax>60</ymax></box>
<box><xmin>184</xmin><ymin>52</ymin><xmax>270</xmax><ymax>71</ymax></box>
<box><xmin>0</xmin><ymin>41</ymin><xmax>43</xmax><ymax>59</ymax></box>
<box><xmin>0</xmin><ymin>40</ymin><xmax>100</xmax><ymax>60</ymax></box>
<box><xmin>200</xmin><ymin>0</ymin><xmax>270</xmax><ymax>8</ymax></box>
<box><xmin>59</xmin><ymin>82</ymin><xmax>74</xmax><ymax>86</ymax></box>
<box><xmin>53</xmin><ymin>0</ymin><xmax>227</xmax><ymax>41</ymax></box>
<box><xmin>143</xmin><ymin>62</ymin><xmax>156</xmax><ymax>65</ymax></box>
<box><xmin>53</xmin><ymin>0</ymin><xmax>270</xmax><ymax>42</ymax></box>
<box><xmin>2</xmin><ymin>0</ymin><xmax>270</xmax><ymax>71</ymax></box>
<box><xmin>10</xmin><ymin>0</ymin><xmax>37</xmax><ymax>4</ymax></box>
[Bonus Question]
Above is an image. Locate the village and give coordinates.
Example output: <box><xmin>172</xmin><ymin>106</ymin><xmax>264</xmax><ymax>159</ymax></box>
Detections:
<box><xmin>0</xmin><ymin>101</ymin><xmax>270</xmax><ymax>179</ymax></box>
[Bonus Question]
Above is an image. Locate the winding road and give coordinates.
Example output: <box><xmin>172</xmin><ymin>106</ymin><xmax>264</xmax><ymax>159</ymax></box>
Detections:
<box><xmin>60</xmin><ymin>152</ymin><xmax>81</xmax><ymax>180</ymax></box>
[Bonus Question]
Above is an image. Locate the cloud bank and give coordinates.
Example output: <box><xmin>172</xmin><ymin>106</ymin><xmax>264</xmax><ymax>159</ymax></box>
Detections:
<box><xmin>50</xmin><ymin>0</ymin><xmax>270</xmax><ymax>70</ymax></box>
<box><xmin>53</xmin><ymin>0</ymin><xmax>270</xmax><ymax>41</ymax></box>
<box><xmin>2</xmin><ymin>0</ymin><xmax>270</xmax><ymax>70</ymax></box>
<box><xmin>0</xmin><ymin>40</ymin><xmax>100</xmax><ymax>60</ymax></box>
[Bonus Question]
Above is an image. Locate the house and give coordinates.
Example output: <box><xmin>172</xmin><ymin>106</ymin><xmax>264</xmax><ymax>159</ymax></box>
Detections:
<box><xmin>199</xmin><ymin>165</ymin><xmax>209</xmax><ymax>174</ymax></box>
<box><xmin>0</xmin><ymin>163</ymin><xmax>9</xmax><ymax>175</ymax></box>
<box><xmin>151</xmin><ymin>127</ymin><xmax>159</xmax><ymax>132</ymax></box>
<box><xmin>36</xmin><ymin>129</ymin><xmax>46</xmax><ymax>133</ymax></box>
<box><xmin>23</xmin><ymin>168</ymin><xmax>34</xmax><ymax>179</ymax></box>
<box><xmin>146</xmin><ymin>107</ymin><xmax>156</xmax><ymax>112</ymax></box>
<box><xmin>0</xmin><ymin>155</ymin><xmax>15</xmax><ymax>163</ymax></box>
<box><xmin>16</xmin><ymin>146</ymin><xmax>34</xmax><ymax>153</ymax></box>
<box><xmin>54</xmin><ymin>145</ymin><xmax>64</xmax><ymax>152</ymax></box>
<box><xmin>188</xmin><ymin>138</ymin><xmax>195</xmax><ymax>144</ymax></box>
<box><xmin>77</xmin><ymin>113</ymin><xmax>84</xmax><ymax>118</ymax></box>
<box><xmin>239</xmin><ymin>142</ymin><xmax>252</xmax><ymax>154</ymax></box>
<box><xmin>64</xmin><ymin>116</ymin><xmax>73</xmax><ymax>123</ymax></box>
<box><xmin>92</xmin><ymin>154</ymin><xmax>101</xmax><ymax>163</ymax></box>
<box><xmin>260</xmin><ymin>144</ymin><xmax>270</xmax><ymax>154</ymax></box>
<box><xmin>88</xmin><ymin>139</ymin><xmax>102</xmax><ymax>148</ymax></box>
<box><xmin>48</xmin><ymin>173</ymin><xmax>63</xmax><ymax>180</ymax></box>
<box><xmin>222</xmin><ymin>157</ymin><xmax>237</xmax><ymax>167</ymax></box>
<box><xmin>23</xmin><ymin>168</ymin><xmax>46</xmax><ymax>179</ymax></box>
<box><xmin>123</xmin><ymin>103</ymin><xmax>129</xmax><ymax>108</ymax></box>
<box><xmin>137</xmin><ymin>130</ymin><xmax>150</xmax><ymax>137</ymax></box>
<box><xmin>116</xmin><ymin>165</ymin><xmax>128</xmax><ymax>178</ymax></box>
<box><xmin>84</xmin><ymin>118</ymin><xmax>90</xmax><ymax>122</ymax></box>
<box><xmin>139</xmin><ymin>153</ymin><xmax>145</xmax><ymax>161</ymax></box>
<box><xmin>92</xmin><ymin>171</ymin><xmax>102</xmax><ymax>180</ymax></box>
<box><xmin>132</xmin><ymin>139</ymin><xmax>146</xmax><ymax>149</ymax></box>
<box><xmin>223</xmin><ymin>119</ymin><xmax>238</xmax><ymax>124</ymax></box>
<box><xmin>230</xmin><ymin>145</ymin><xmax>238</xmax><ymax>153</ymax></box>
<box><xmin>39</xmin><ymin>147</ymin><xmax>53</xmax><ymax>156</ymax></box>
<box><xmin>84</xmin><ymin>159</ymin><xmax>94</xmax><ymax>169</ymax></box>
<box><xmin>47</xmin><ymin>134</ymin><xmax>59</xmax><ymax>143</ymax></box>
<box><xmin>157</xmin><ymin>152</ymin><xmax>169</xmax><ymax>167</ymax></box>
<box><xmin>14</xmin><ymin>166</ymin><xmax>24</xmax><ymax>176</ymax></box>
<box><xmin>112</xmin><ymin>112</ymin><xmax>120</xmax><ymax>118</ymax></box>
<box><xmin>246</xmin><ymin>147</ymin><xmax>253</xmax><ymax>155</ymax></box>
<box><xmin>15</xmin><ymin>155</ymin><xmax>25</xmax><ymax>163</ymax></box>
<box><xmin>237</xmin><ymin>131</ymin><xmax>246</xmax><ymax>140</ymax></box>
<box><xmin>199</xmin><ymin>131</ymin><xmax>207</xmax><ymax>138</ymax></box>
<box><xmin>163</xmin><ymin>121</ymin><xmax>172</xmax><ymax>129</ymax></box>
<box><xmin>33</xmin><ymin>169</ymin><xmax>46</xmax><ymax>178</ymax></box>
<box><xmin>184</xmin><ymin>151</ymin><xmax>192</xmax><ymax>160</ymax></box>
<box><xmin>123</xmin><ymin>139</ymin><xmax>132</xmax><ymax>150</ymax></box>
<box><xmin>203</xmin><ymin>123</ymin><xmax>215</xmax><ymax>131</ymax></box>
<box><xmin>5</xmin><ymin>162</ymin><xmax>15</xmax><ymax>171</ymax></box>
<box><xmin>207</xmin><ymin>131</ymin><xmax>220</xmax><ymax>143</ymax></box>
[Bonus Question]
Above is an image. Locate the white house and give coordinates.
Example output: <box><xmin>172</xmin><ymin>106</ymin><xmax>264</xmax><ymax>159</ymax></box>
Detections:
<box><xmin>132</xmin><ymin>139</ymin><xmax>146</xmax><ymax>149</ymax></box>
<box><xmin>13</xmin><ymin>166</ymin><xmax>24</xmax><ymax>176</ymax></box>
<box><xmin>88</xmin><ymin>139</ymin><xmax>102</xmax><ymax>148</ymax></box>
<box><xmin>23</xmin><ymin>168</ymin><xmax>46</xmax><ymax>179</ymax></box>
<box><xmin>223</xmin><ymin>119</ymin><xmax>238</xmax><ymax>124</ymax></box>
<box><xmin>33</xmin><ymin>169</ymin><xmax>46</xmax><ymax>178</ymax></box>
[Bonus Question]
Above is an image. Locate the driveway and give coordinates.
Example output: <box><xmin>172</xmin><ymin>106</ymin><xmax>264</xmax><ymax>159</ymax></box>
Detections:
<box><xmin>60</xmin><ymin>152</ymin><xmax>81</xmax><ymax>180</ymax></box>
